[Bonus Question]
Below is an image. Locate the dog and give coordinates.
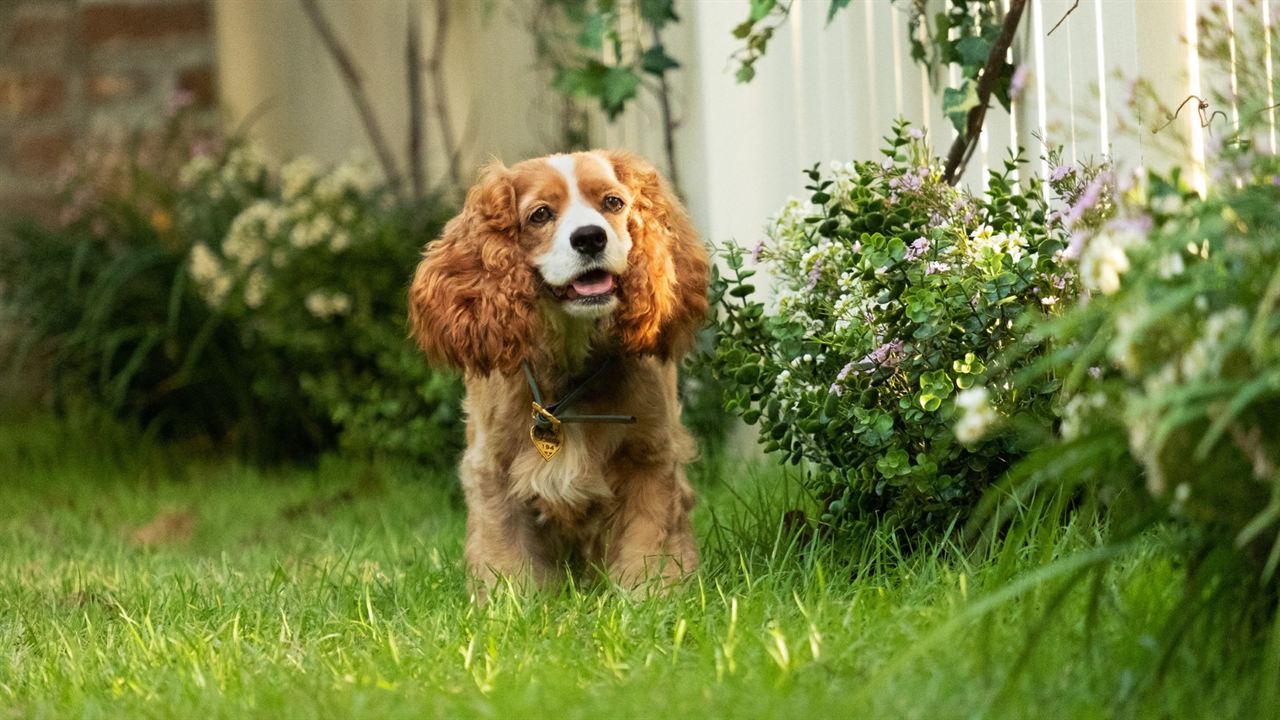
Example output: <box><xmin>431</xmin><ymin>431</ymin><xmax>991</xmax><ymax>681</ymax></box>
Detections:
<box><xmin>408</xmin><ymin>150</ymin><xmax>709</xmax><ymax>596</ymax></box>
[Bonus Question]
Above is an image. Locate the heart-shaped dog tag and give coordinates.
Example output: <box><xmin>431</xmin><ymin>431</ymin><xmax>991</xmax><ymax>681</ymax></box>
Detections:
<box><xmin>530</xmin><ymin>423</ymin><xmax>564</xmax><ymax>461</ymax></box>
<box><xmin>529</xmin><ymin>401</ymin><xmax>563</xmax><ymax>461</ymax></box>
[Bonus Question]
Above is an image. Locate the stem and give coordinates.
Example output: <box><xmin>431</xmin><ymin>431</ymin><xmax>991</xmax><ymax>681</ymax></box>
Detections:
<box><xmin>649</xmin><ymin>25</ymin><xmax>680</xmax><ymax>193</ymax></box>
<box><xmin>407</xmin><ymin>3</ymin><xmax>426</xmax><ymax>199</ymax></box>
<box><xmin>299</xmin><ymin>0</ymin><xmax>404</xmax><ymax>197</ymax></box>
<box><xmin>427</xmin><ymin>0</ymin><xmax>462</xmax><ymax>189</ymax></box>
<box><xmin>942</xmin><ymin>0</ymin><xmax>1027</xmax><ymax>185</ymax></box>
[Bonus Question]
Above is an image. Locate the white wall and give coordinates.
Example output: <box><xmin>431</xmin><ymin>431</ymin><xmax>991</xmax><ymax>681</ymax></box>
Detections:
<box><xmin>214</xmin><ymin>0</ymin><xmax>1254</xmax><ymax>244</ymax></box>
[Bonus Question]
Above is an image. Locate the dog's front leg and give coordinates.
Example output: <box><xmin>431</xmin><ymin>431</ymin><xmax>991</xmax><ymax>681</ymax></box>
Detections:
<box><xmin>605</xmin><ymin>462</ymin><xmax>698</xmax><ymax>590</ymax></box>
<box><xmin>461</xmin><ymin>466</ymin><xmax>561</xmax><ymax>600</ymax></box>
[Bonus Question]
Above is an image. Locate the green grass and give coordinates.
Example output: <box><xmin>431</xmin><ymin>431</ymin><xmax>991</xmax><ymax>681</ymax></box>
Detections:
<box><xmin>0</xmin><ymin>412</ymin><xmax>1260</xmax><ymax>719</ymax></box>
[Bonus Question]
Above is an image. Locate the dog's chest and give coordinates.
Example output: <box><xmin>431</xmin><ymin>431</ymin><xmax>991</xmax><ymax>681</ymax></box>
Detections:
<box><xmin>512</xmin><ymin>424</ymin><xmax>614</xmax><ymax>510</ymax></box>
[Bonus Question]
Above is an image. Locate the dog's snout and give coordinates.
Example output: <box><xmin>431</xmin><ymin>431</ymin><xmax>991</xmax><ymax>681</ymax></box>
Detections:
<box><xmin>569</xmin><ymin>225</ymin><xmax>608</xmax><ymax>257</ymax></box>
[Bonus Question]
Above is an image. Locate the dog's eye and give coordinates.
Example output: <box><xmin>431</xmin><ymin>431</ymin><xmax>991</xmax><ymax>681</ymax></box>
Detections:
<box><xmin>602</xmin><ymin>195</ymin><xmax>625</xmax><ymax>213</ymax></box>
<box><xmin>529</xmin><ymin>206</ymin><xmax>555</xmax><ymax>225</ymax></box>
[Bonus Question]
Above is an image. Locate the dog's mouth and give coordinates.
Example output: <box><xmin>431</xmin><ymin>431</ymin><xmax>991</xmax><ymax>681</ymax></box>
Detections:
<box><xmin>548</xmin><ymin>269</ymin><xmax>619</xmax><ymax>305</ymax></box>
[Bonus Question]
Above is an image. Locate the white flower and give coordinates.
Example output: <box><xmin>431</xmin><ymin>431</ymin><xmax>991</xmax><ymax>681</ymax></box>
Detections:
<box><xmin>1040</xmin><ymin>295</ymin><xmax>1059</xmax><ymax>306</ymax></box>
<box><xmin>244</xmin><ymin>270</ymin><xmax>267</xmax><ymax>309</ymax></box>
<box><xmin>224</xmin><ymin>200</ymin><xmax>275</xmax><ymax>267</ymax></box>
<box><xmin>1155</xmin><ymin>252</ymin><xmax>1185</xmax><ymax>278</ymax></box>
<box><xmin>1079</xmin><ymin>234</ymin><xmax>1130</xmax><ymax>295</ymax></box>
<box><xmin>954</xmin><ymin>386</ymin><xmax>998</xmax><ymax>444</ymax></box>
<box><xmin>281</xmin><ymin>156</ymin><xmax>320</xmax><ymax>202</ymax></box>
<box><xmin>189</xmin><ymin>243</ymin><xmax>231</xmax><ymax>307</ymax></box>
<box><xmin>178</xmin><ymin>155</ymin><xmax>215</xmax><ymax>187</ymax></box>
<box><xmin>305</xmin><ymin>291</ymin><xmax>352</xmax><ymax>319</ymax></box>
<box><xmin>1179</xmin><ymin>307</ymin><xmax>1245</xmax><ymax>378</ymax></box>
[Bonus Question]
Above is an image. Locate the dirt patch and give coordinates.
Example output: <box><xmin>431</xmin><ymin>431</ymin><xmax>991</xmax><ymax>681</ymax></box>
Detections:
<box><xmin>130</xmin><ymin>509</ymin><xmax>196</xmax><ymax>547</ymax></box>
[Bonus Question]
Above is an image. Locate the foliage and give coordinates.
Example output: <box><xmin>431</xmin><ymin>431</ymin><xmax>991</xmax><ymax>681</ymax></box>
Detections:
<box><xmin>1001</xmin><ymin>141</ymin><xmax>1280</xmax><ymax>646</ymax></box>
<box><xmin>534</xmin><ymin>0</ymin><xmax>680</xmax><ymax>121</ymax></box>
<box><xmin>731</xmin><ymin>0</ymin><xmax>1019</xmax><ymax>137</ymax></box>
<box><xmin>706</xmin><ymin>121</ymin><xmax>1094</xmax><ymax>528</ymax></box>
<box><xmin>0</xmin><ymin>109</ymin><xmax>462</xmax><ymax>463</ymax></box>
<box><xmin>983</xmin><ymin>5</ymin><xmax>1280</xmax><ymax>688</ymax></box>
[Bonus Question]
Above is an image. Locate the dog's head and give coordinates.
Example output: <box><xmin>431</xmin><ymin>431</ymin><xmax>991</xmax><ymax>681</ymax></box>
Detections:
<box><xmin>409</xmin><ymin>150</ymin><xmax>708</xmax><ymax>375</ymax></box>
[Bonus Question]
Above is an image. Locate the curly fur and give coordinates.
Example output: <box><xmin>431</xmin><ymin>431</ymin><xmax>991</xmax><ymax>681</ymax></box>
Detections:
<box><xmin>408</xmin><ymin>163</ymin><xmax>540</xmax><ymax>376</ymax></box>
<box><xmin>407</xmin><ymin>151</ymin><xmax>709</xmax><ymax>598</ymax></box>
<box><xmin>609</xmin><ymin>150</ymin><xmax>710</xmax><ymax>360</ymax></box>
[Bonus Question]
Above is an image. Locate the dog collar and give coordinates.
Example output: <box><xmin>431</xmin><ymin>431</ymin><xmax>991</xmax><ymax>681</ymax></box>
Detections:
<box><xmin>522</xmin><ymin>358</ymin><xmax>636</xmax><ymax>461</ymax></box>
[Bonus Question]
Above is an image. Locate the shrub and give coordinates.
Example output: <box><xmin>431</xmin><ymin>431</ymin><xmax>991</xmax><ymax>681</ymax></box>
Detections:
<box><xmin>1012</xmin><ymin>141</ymin><xmax>1280</xmax><ymax>586</ymax></box>
<box><xmin>707</xmin><ymin>122</ymin><xmax>1093</xmax><ymax>528</ymax></box>
<box><xmin>1</xmin><ymin>109</ymin><xmax>462</xmax><ymax>463</ymax></box>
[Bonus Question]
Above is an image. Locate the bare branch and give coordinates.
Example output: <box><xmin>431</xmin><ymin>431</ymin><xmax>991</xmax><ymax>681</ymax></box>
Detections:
<box><xmin>1046</xmin><ymin>0</ymin><xmax>1079</xmax><ymax>37</ymax></box>
<box><xmin>1152</xmin><ymin>94</ymin><xmax>1226</xmax><ymax>134</ymax></box>
<box><xmin>427</xmin><ymin>0</ymin><xmax>462</xmax><ymax>189</ymax></box>
<box><xmin>942</xmin><ymin>0</ymin><xmax>1027</xmax><ymax>185</ymax></box>
<box><xmin>407</xmin><ymin>4</ymin><xmax>426</xmax><ymax>199</ymax></box>
<box><xmin>649</xmin><ymin>25</ymin><xmax>680</xmax><ymax>193</ymax></box>
<box><xmin>298</xmin><ymin>0</ymin><xmax>403</xmax><ymax>196</ymax></box>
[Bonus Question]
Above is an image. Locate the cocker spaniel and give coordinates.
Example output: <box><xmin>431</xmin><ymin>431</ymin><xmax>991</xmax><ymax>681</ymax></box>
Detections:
<box><xmin>408</xmin><ymin>150</ymin><xmax>709</xmax><ymax>596</ymax></box>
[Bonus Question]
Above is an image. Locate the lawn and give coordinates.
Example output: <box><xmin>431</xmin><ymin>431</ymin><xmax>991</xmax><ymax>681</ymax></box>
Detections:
<box><xmin>0</xmin><ymin>413</ymin><xmax>1257</xmax><ymax>719</ymax></box>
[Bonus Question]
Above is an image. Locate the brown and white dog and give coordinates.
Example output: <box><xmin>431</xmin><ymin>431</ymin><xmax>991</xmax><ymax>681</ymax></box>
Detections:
<box><xmin>408</xmin><ymin>150</ymin><xmax>709</xmax><ymax>596</ymax></box>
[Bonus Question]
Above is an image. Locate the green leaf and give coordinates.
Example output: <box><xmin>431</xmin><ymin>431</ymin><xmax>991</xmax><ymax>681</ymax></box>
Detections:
<box><xmin>732</xmin><ymin>20</ymin><xmax>755</xmax><ymax>39</ymax></box>
<box><xmin>942</xmin><ymin>79</ymin><xmax>980</xmax><ymax>135</ymax></box>
<box><xmin>577</xmin><ymin>13</ymin><xmax>608</xmax><ymax>50</ymax></box>
<box><xmin>749</xmin><ymin>0</ymin><xmax>777</xmax><ymax>23</ymax></box>
<box><xmin>640</xmin><ymin>45</ymin><xmax>679</xmax><ymax>76</ymax></box>
<box><xmin>736</xmin><ymin>63</ymin><xmax>756</xmax><ymax>84</ymax></box>
<box><xmin>638</xmin><ymin>0</ymin><xmax>678</xmax><ymax>25</ymax></box>
<box><xmin>601</xmin><ymin>67</ymin><xmax>641</xmax><ymax>117</ymax></box>
<box><xmin>955</xmin><ymin>36</ymin><xmax>992</xmax><ymax>68</ymax></box>
<box><xmin>826</xmin><ymin>0</ymin><xmax>852</xmax><ymax>24</ymax></box>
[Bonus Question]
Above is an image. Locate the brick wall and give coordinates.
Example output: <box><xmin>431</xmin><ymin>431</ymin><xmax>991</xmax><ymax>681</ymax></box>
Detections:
<box><xmin>0</xmin><ymin>0</ymin><xmax>218</xmax><ymax>224</ymax></box>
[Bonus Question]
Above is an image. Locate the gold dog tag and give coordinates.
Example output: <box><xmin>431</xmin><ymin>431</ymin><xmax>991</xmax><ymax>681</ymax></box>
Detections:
<box><xmin>530</xmin><ymin>402</ymin><xmax>564</xmax><ymax>461</ymax></box>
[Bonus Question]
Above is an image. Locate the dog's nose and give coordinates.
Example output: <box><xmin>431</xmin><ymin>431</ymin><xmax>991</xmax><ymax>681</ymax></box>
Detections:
<box><xmin>570</xmin><ymin>225</ymin><xmax>608</xmax><ymax>257</ymax></box>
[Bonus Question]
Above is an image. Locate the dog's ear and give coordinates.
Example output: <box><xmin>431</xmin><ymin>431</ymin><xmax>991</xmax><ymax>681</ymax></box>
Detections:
<box><xmin>607</xmin><ymin>150</ymin><xmax>709</xmax><ymax>359</ymax></box>
<box><xmin>409</xmin><ymin>162</ymin><xmax>538</xmax><ymax>375</ymax></box>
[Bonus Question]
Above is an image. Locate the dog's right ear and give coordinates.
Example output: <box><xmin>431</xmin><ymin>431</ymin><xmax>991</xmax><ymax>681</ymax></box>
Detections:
<box><xmin>408</xmin><ymin>163</ymin><xmax>538</xmax><ymax>376</ymax></box>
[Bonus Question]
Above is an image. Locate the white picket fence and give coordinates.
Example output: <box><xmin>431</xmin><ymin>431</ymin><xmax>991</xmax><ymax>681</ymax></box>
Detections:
<box><xmin>215</xmin><ymin>0</ymin><xmax>1274</xmax><ymax>251</ymax></box>
<box><xmin>600</xmin><ymin>0</ymin><xmax>1276</xmax><ymax>251</ymax></box>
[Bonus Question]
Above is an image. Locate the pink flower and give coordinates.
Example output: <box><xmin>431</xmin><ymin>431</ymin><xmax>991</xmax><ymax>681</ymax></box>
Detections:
<box><xmin>1010</xmin><ymin>64</ymin><xmax>1031</xmax><ymax>99</ymax></box>
<box><xmin>905</xmin><ymin>236</ymin><xmax>931</xmax><ymax>261</ymax></box>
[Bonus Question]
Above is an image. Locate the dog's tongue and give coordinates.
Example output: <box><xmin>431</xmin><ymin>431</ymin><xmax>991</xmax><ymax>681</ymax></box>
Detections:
<box><xmin>571</xmin><ymin>272</ymin><xmax>615</xmax><ymax>297</ymax></box>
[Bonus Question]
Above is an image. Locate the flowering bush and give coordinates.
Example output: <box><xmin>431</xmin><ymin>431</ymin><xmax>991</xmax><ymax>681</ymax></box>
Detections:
<box><xmin>179</xmin><ymin>151</ymin><xmax>461</xmax><ymax>461</ymax></box>
<box><xmin>708</xmin><ymin>122</ymin><xmax>1094</xmax><ymax>526</ymax></box>
<box><xmin>1021</xmin><ymin>141</ymin><xmax>1280</xmax><ymax>574</ymax></box>
<box><xmin>1</xmin><ymin>107</ymin><xmax>461</xmax><ymax>462</ymax></box>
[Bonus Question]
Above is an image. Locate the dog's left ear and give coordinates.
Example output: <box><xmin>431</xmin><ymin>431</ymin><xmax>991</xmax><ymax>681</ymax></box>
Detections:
<box><xmin>607</xmin><ymin>150</ymin><xmax>709</xmax><ymax>359</ymax></box>
<box><xmin>408</xmin><ymin>162</ymin><xmax>539</xmax><ymax>376</ymax></box>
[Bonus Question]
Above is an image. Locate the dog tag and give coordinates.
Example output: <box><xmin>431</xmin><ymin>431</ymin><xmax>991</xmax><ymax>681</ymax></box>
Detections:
<box><xmin>530</xmin><ymin>423</ymin><xmax>564</xmax><ymax>461</ymax></box>
<box><xmin>530</xmin><ymin>402</ymin><xmax>564</xmax><ymax>461</ymax></box>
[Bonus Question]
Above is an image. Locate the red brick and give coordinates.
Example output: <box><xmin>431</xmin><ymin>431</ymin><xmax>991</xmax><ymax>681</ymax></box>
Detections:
<box><xmin>175</xmin><ymin>64</ymin><xmax>215</xmax><ymax>108</ymax></box>
<box><xmin>12</xmin><ymin>129</ymin><xmax>74</xmax><ymax>177</ymax></box>
<box><xmin>79</xmin><ymin>2</ymin><xmax>209</xmax><ymax>47</ymax></box>
<box><xmin>0</xmin><ymin>72</ymin><xmax>66</xmax><ymax>120</ymax></box>
<box><xmin>85</xmin><ymin>70</ymin><xmax>148</xmax><ymax>104</ymax></box>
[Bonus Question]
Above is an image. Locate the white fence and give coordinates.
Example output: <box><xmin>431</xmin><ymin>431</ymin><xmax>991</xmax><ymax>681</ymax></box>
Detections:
<box><xmin>600</xmin><ymin>0</ymin><xmax>1274</xmax><ymax>251</ymax></box>
<box><xmin>216</xmin><ymin>0</ymin><xmax>1273</xmax><ymax>250</ymax></box>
